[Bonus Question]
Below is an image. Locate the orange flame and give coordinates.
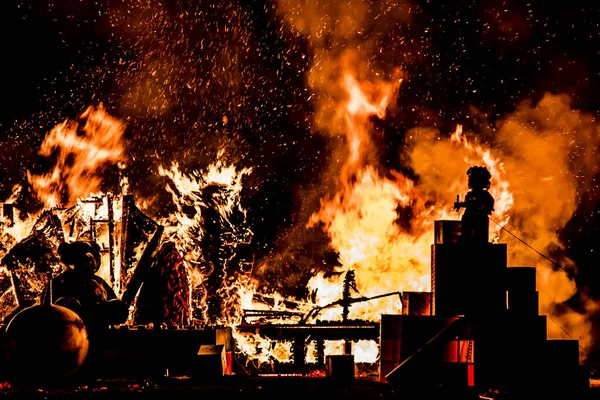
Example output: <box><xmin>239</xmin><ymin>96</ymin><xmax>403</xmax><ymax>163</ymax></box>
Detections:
<box><xmin>0</xmin><ymin>106</ymin><xmax>127</xmax><ymax>316</ymax></box>
<box><xmin>0</xmin><ymin>185</ymin><xmax>38</xmax><ymax>249</ymax></box>
<box><xmin>307</xmin><ymin>67</ymin><xmax>429</xmax><ymax>322</ymax></box>
<box><xmin>340</xmin><ymin>72</ymin><xmax>402</xmax><ymax>172</ymax></box>
<box><xmin>27</xmin><ymin>104</ymin><xmax>126</xmax><ymax>209</ymax></box>
<box><xmin>309</xmin><ymin>339</ymin><xmax>378</xmax><ymax>364</ymax></box>
<box><xmin>1</xmin><ymin>1</ymin><xmax>596</xmax><ymax>369</ymax></box>
<box><xmin>233</xmin><ymin>327</ymin><xmax>293</xmax><ymax>368</ymax></box>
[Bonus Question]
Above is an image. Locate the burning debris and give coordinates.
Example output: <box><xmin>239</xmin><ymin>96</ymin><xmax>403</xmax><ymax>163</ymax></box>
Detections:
<box><xmin>1</xmin><ymin>210</ymin><xmax>65</xmax><ymax>312</ymax></box>
<box><xmin>0</xmin><ymin>74</ymin><xmax>595</xmax><ymax>389</ymax></box>
<box><xmin>158</xmin><ymin>157</ymin><xmax>254</xmax><ymax>326</ymax></box>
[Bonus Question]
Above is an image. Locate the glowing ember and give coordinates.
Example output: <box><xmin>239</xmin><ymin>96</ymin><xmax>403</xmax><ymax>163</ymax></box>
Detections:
<box><xmin>233</xmin><ymin>328</ymin><xmax>293</xmax><ymax>367</ymax></box>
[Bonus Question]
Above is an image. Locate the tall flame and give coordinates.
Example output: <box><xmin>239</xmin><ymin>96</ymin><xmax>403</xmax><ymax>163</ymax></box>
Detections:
<box><xmin>307</xmin><ymin>66</ymin><xmax>430</xmax><ymax>321</ymax></box>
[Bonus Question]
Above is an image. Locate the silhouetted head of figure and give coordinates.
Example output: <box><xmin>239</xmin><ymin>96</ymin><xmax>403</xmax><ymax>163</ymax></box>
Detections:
<box><xmin>57</xmin><ymin>241</ymin><xmax>101</xmax><ymax>275</ymax></box>
<box><xmin>466</xmin><ymin>166</ymin><xmax>492</xmax><ymax>191</ymax></box>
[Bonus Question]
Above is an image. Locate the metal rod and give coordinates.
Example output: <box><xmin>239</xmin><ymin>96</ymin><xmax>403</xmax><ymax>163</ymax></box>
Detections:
<box><xmin>301</xmin><ymin>290</ymin><xmax>402</xmax><ymax>323</ymax></box>
<box><xmin>121</xmin><ymin>225</ymin><xmax>164</xmax><ymax>306</ymax></box>
<box><xmin>119</xmin><ymin>194</ymin><xmax>133</xmax><ymax>287</ymax></box>
<box><xmin>107</xmin><ymin>194</ymin><xmax>115</xmax><ymax>287</ymax></box>
<box><xmin>90</xmin><ymin>217</ymin><xmax>96</xmax><ymax>241</ymax></box>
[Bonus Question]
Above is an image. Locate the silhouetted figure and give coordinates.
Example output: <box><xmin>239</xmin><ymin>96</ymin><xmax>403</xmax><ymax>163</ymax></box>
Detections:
<box><xmin>201</xmin><ymin>185</ymin><xmax>225</xmax><ymax>325</ymax></box>
<box><xmin>341</xmin><ymin>270</ymin><xmax>358</xmax><ymax>324</ymax></box>
<box><xmin>454</xmin><ymin>166</ymin><xmax>495</xmax><ymax>243</ymax></box>
<box><xmin>40</xmin><ymin>240</ymin><xmax>128</xmax><ymax>331</ymax></box>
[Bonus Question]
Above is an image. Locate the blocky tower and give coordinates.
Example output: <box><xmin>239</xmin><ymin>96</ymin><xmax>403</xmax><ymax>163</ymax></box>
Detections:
<box><xmin>383</xmin><ymin>166</ymin><xmax>588</xmax><ymax>397</ymax></box>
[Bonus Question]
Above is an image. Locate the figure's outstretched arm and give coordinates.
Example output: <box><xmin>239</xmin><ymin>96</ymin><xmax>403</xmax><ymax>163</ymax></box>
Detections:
<box><xmin>454</xmin><ymin>195</ymin><xmax>466</xmax><ymax>210</ymax></box>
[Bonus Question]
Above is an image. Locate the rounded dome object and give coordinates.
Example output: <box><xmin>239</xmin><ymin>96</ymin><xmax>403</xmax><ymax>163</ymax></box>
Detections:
<box><xmin>3</xmin><ymin>304</ymin><xmax>89</xmax><ymax>382</ymax></box>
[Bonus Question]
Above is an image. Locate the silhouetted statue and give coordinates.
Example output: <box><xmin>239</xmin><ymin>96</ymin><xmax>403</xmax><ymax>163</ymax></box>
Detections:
<box><xmin>200</xmin><ymin>185</ymin><xmax>225</xmax><ymax>325</ymax></box>
<box><xmin>454</xmin><ymin>166</ymin><xmax>495</xmax><ymax>243</ymax></box>
<box><xmin>40</xmin><ymin>240</ymin><xmax>128</xmax><ymax>331</ymax></box>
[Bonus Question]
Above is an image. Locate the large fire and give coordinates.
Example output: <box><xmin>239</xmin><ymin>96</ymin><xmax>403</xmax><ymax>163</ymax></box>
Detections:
<box><xmin>1</xmin><ymin>0</ymin><xmax>598</xmax><ymax>373</ymax></box>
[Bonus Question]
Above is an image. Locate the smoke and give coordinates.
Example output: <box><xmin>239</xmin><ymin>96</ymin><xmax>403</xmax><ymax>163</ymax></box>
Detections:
<box><xmin>275</xmin><ymin>0</ymin><xmax>411</xmax><ymax>144</ymax></box>
<box><xmin>493</xmin><ymin>94</ymin><xmax>600</xmax><ymax>355</ymax></box>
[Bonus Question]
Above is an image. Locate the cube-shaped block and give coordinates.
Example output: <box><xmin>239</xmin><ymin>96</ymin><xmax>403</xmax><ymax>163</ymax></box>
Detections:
<box><xmin>194</xmin><ymin>344</ymin><xmax>226</xmax><ymax>378</ymax></box>
<box><xmin>432</xmin><ymin>243</ymin><xmax>507</xmax><ymax>317</ymax></box>
<box><xmin>326</xmin><ymin>354</ymin><xmax>354</xmax><ymax>380</ymax></box>
<box><xmin>402</xmin><ymin>292</ymin><xmax>432</xmax><ymax>316</ymax></box>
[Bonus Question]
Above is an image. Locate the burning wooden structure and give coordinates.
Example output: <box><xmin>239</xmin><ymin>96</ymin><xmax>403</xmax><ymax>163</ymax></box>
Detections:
<box><xmin>0</xmin><ymin>179</ymin><xmax>592</xmax><ymax>397</ymax></box>
<box><xmin>0</xmin><ymin>192</ymin><xmax>236</xmax><ymax>381</ymax></box>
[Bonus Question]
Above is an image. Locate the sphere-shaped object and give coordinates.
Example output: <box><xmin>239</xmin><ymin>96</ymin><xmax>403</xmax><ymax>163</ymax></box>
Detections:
<box><xmin>3</xmin><ymin>304</ymin><xmax>89</xmax><ymax>382</ymax></box>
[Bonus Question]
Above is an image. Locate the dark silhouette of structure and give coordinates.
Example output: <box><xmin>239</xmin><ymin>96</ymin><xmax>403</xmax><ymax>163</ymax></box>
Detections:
<box><xmin>341</xmin><ymin>270</ymin><xmax>358</xmax><ymax>324</ymax></box>
<box><xmin>383</xmin><ymin>166</ymin><xmax>587</xmax><ymax>398</ymax></box>
<box><xmin>0</xmin><ymin>196</ymin><xmax>232</xmax><ymax>385</ymax></box>
<box><xmin>200</xmin><ymin>184</ymin><xmax>226</xmax><ymax>325</ymax></box>
<box><xmin>454</xmin><ymin>166</ymin><xmax>495</xmax><ymax>243</ymax></box>
<box><xmin>37</xmin><ymin>240</ymin><xmax>129</xmax><ymax>379</ymax></box>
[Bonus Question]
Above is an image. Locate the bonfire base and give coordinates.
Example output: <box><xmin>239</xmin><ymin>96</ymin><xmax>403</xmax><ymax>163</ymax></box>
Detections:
<box><xmin>0</xmin><ymin>375</ymin><xmax>598</xmax><ymax>400</ymax></box>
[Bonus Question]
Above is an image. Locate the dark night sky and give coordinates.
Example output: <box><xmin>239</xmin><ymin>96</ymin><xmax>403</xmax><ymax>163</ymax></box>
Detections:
<box><xmin>1</xmin><ymin>0</ymin><xmax>600</xmax><ymax>352</ymax></box>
